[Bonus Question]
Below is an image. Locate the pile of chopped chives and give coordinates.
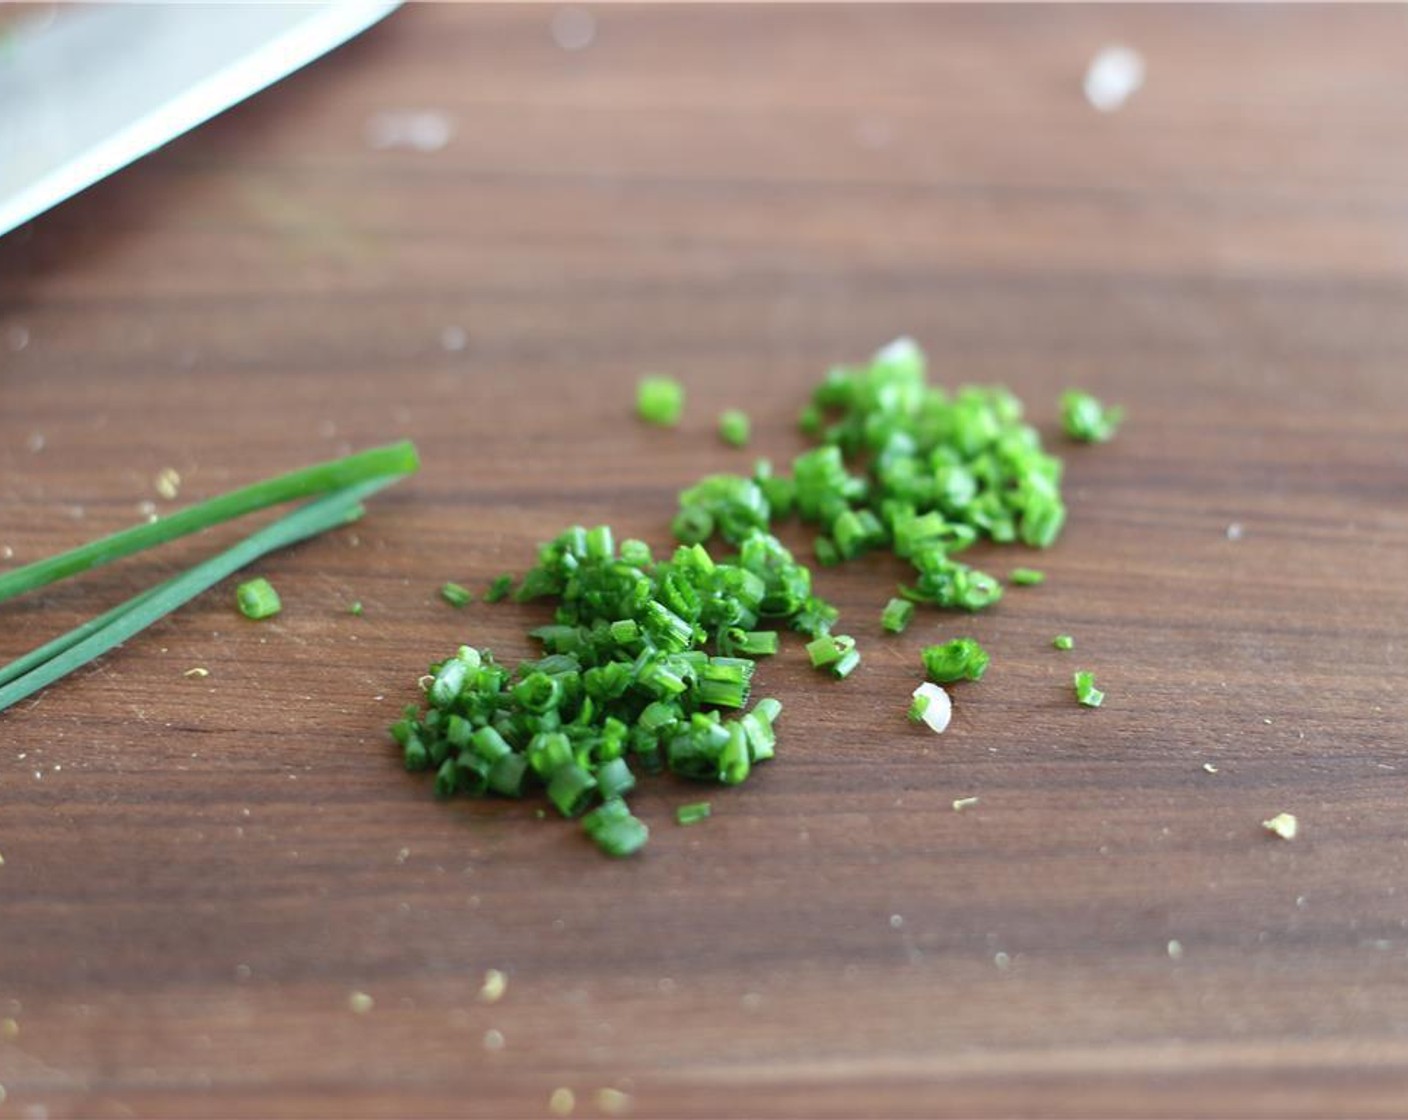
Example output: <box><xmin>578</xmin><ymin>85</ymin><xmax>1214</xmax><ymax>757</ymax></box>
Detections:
<box><xmin>391</xmin><ymin>526</ymin><xmax>810</xmax><ymax>856</ymax></box>
<box><xmin>396</xmin><ymin>338</ymin><xmax>1121</xmax><ymax>855</ymax></box>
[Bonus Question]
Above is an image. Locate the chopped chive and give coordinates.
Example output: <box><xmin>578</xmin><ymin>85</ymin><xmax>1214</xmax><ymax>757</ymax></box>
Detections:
<box><xmin>484</xmin><ymin>574</ymin><xmax>514</xmax><ymax>603</ymax></box>
<box><xmin>1008</xmin><ymin>567</ymin><xmax>1045</xmax><ymax>586</ymax></box>
<box><xmin>1074</xmin><ymin>670</ymin><xmax>1105</xmax><ymax>707</ymax></box>
<box><xmin>547</xmin><ymin>763</ymin><xmax>599</xmax><ymax>818</ymax></box>
<box><xmin>676</xmin><ymin>801</ymin><xmax>712</xmax><ymax>826</ymax></box>
<box><xmin>921</xmin><ymin>637</ymin><xmax>989</xmax><ymax>683</ymax></box>
<box><xmin>907</xmin><ymin>692</ymin><xmax>931</xmax><ymax>723</ymax></box>
<box><xmin>349</xmin><ymin>600</ymin><xmax>364</xmax><ymax>616</ymax></box>
<box><xmin>1052</xmin><ymin>634</ymin><xmax>1074</xmax><ymax>650</ymax></box>
<box><xmin>805</xmin><ymin>633</ymin><xmax>852</xmax><ymax>669</ymax></box>
<box><xmin>880</xmin><ymin>597</ymin><xmax>914</xmax><ymax>633</ymax></box>
<box><xmin>236</xmin><ymin>577</ymin><xmax>282</xmax><ymax>620</ymax></box>
<box><xmin>718</xmin><ymin>409</ymin><xmax>751</xmax><ymax>448</ymax></box>
<box><xmin>583</xmin><ymin>799</ymin><xmax>649</xmax><ymax>858</ymax></box>
<box><xmin>440</xmin><ymin>582</ymin><xmax>472</xmax><ymax>608</ymax></box>
<box><xmin>637</xmin><ymin>376</ymin><xmax>684</xmax><ymax>427</ymax></box>
<box><xmin>1061</xmin><ymin>390</ymin><xmax>1124</xmax><ymax>443</ymax></box>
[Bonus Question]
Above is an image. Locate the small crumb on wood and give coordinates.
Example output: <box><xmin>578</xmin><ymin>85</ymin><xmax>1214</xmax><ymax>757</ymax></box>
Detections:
<box><xmin>548</xmin><ymin>1087</ymin><xmax>576</xmax><ymax>1117</ymax></box>
<box><xmin>952</xmin><ymin>796</ymin><xmax>980</xmax><ymax>811</ymax></box>
<box><xmin>348</xmin><ymin>991</ymin><xmax>374</xmax><ymax>1014</ymax></box>
<box><xmin>595</xmin><ymin>1087</ymin><xmax>632</xmax><ymax>1116</ymax></box>
<box><xmin>994</xmin><ymin>951</ymin><xmax>1011</xmax><ymax>970</ymax></box>
<box><xmin>1084</xmin><ymin>45</ymin><xmax>1145</xmax><ymax>112</ymax></box>
<box><xmin>1167</xmin><ymin>939</ymin><xmax>1184</xmax><ymax>960</ymax></box>
<box><xmin>483</xmin><ymin>1028</ymin><xmax>505</xmax><ymax>1051</ymax></box>
<box><xmin>0</xmin><ymin>1017</ymin><xmax>18</xmax><ymax>1039</ymax></box>
<box><xmin>1262</xmin><ymin>812</ymin><xmax>1298</xmax><ymax>840</ymax></box>
<box><xmin>1202</xmin><ymin>763</ymin><xmax>1219</xmax><ymax>774</ymax></box>
<box><xmin>155</xmin><ymin>467</ymin><xmax>181</xmax><ymax>500</ymax></box>
<box><xmin>1226</xmin><ymin>522</ymin><xmax>1244</xmax><ymax>541</ymax></box>
<box><xmin>183</xmin><ymin>667</ymin><xmax>209</xmax><ymax>679</ymax></box>
<box><xmin>478</xmin><ymin>968</ymin><xmax>507</xmax><ymax>1004</ymax></box>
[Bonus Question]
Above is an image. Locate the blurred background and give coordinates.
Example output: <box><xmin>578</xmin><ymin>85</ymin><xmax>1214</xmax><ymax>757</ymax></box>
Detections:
<box><xmin>3</xmin><ymin>5</ymin><xmax>1408</xmax><ymax>1118</ymax></box>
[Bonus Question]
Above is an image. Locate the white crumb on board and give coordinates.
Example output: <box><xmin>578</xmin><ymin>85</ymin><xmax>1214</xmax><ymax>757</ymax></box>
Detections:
<box><xmin>911</xmin><ymin>682</ymin><xmax>952</xmax><ymax>733</ymax></box>
<box><xmin>1084</xmin><ymin>45</ymin><xmax>1145</xmax><ymax>112</ymax></box>
<box><xmin>365</xmin><ymin>110</ymin><xmax>454</xmax><ymax>152</ymax></box>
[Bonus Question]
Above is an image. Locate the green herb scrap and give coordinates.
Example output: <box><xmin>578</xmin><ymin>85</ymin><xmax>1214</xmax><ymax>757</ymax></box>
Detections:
<box><xmin>236</xmin><ymin>577</ymin><xmax>282</xmax><ymax>620</ymax></box>
<box><xmin>1074</xmin><ymin>670</ymin><xmax>1105</xmax><ymax>707</ymax></box>
<box><xmin>921</xmin><ymin>638</ymin><xmax>990</xmax><ymax>683</ymax></box>
<box><xmin>1061</xmin><ymin>390</ymin><xmax>1124</xmax><ymax>443</ymax></box>
<box><xmin>1052</xmin><ymin>634</ymin><xmax>1074</xmax><ymax>651</ymax></box>
<box><xmin>637</xmin><ymin>376</ymin><xmax>685</xmax><ymax>427</ymax></box>
<box><xmin>440</xmin><ymin>582</ymin><xmax>472</xmax><ymax>608</ymax></box>
<box><xmin>718</xmin><ymin>409</ymin><xmax>751</xmax><ymax>448</ymax></box>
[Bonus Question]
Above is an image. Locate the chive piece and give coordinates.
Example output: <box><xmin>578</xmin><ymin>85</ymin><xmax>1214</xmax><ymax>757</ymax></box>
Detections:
<box><xmin>441</xmin><ymin>582</ymin><xmax>472</xmax><ymax>608</ymax></box>
<box><xmin>637</xmin><ymin>376</ymin><xmax>685</xmax><ymax>427</ymax></box>
<box><xmin>595</xmin><ymin>757</ymin><xmax>636</xmax><ymax>802</ymax></box>
<box><xmin>236</xmin><ymin>577</ymin><xmax>282</xmax><ymax>620</ymax></box>
<box><xmin>719</xmin><ymin>409</ymin><xmax>751</xmax><ymax>448</ymax></box>
<box><xmin>1074</xmin><ymin>670</ymin><xmax>1105</xmax><ymax>707</ymax></box>
<box><xmin>1008</xmin><ymin>568</ymin><xmax>1045</xmax><ymax>586</ymax></box>
<box><xmin>1061</xmin><ymin>390</ymin><xmax>1124</xmax><ymax>443</ymax></box>
<box><xmin>0</xmin><ymin>477</ymin><xmax>400</xmax><ymax>713</ymax></box>
<box><xmin>349</xmin><ymin>600</ymin><xmax>364</xmax><ymax>616</ymax></box>
<box><xmin>881</xmin><ymin>597</ymin><xmax>914</xmax><ymax>634</ymax></box>
<box><xmin>0</xmin><ymin>441</ymin><xmax>418</xmax><ymax>606</ymax></box>
<box><xmin>1052</xmin><ymin>634</ymin><xmax>1075</xmax><ymax>650</ymax></box>
<box><xmin>583</xmin><ymin>799</ymin><xmax>650</xmax><ymax>858</ymax></box>
<box><xmin>484</xmin><ymin>574</ymin><xmax>514</xmax><ymax>603</ymax></box>
<box><xmin>676</xmin><ymin>801</ymin><xmax>712</xmax><ymax>826</ymax></box>
<box><xmin>922</xmin><ymin>638</ymin><xmax>989</xmax><ymax>683</ymax></box>
<box><xmin>907</xmin><ymin>692</ymin><xmax>930</xmax><ymax>723</ymax></box>
<box><xmin>547</xmin><ymin>763</ymin><xmax>599</xmax><ymax>818</ymax></box>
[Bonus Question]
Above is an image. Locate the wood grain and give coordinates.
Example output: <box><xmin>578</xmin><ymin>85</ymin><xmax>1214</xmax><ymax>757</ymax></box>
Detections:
<box><xmin>3</xmin><ymin>5</ymin><xmax>1408</xmax><ymax>1117</ymax></box>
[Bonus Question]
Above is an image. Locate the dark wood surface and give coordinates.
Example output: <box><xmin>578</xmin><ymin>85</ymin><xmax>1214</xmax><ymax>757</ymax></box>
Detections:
<box><xmin>4</xmin><ymin>5</ymin><xmax>1408</xmax><ymax>1117</ymax></box>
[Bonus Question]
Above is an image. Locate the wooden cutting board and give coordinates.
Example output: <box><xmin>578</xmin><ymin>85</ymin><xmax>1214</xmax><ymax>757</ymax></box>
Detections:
<box><xmin>3</xmin><ymin>6</ymin><xmax>1408</xmax><ymax>1116</ymax></box>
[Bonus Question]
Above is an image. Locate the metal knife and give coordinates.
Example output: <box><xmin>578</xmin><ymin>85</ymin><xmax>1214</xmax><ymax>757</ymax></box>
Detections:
<box><xmin>0</xmin><ymin>1</ymin><xmax>400</xmax><ymax>238</ymax></box>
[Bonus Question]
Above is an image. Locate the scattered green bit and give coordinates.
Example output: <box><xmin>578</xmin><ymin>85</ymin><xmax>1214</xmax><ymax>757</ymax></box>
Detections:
<box><xmin>1009</xmin><ymin>567</ymin><xmax>1045</xmax><ymax>586</ymax></box>
<box><xmin>349</xmin><ymin>600</ymin><xmax>364</xmax><ymax>616</ymax></box>
<box><xmin>1061</xmin><ymin>390</ymin><xmax>1124</xmax><ymax>443</ymax></box>
<box><xmin>583</xmin><ymin>799</ymin><xmax>650</xmax><ymax>858</ymax></box>
<box><xmin>922</xmin><ymin>638</ymin><xmax>989</xmax><ymax>683</ymax></box>
<box><xmin>1074</xmin><ymin>670</ymin><xmax>1104</xmax><ymax>707</ymax></box>
<box><xmin>1052</xmin><ymin>634</ymin><xmax>1074</xmax><ymax>650</ymax></box>
<box><xmin>637</xmin><ymin>376</ymin><xmax>685</xmax><ymax>427</ymax></box>
<box><xmin>1262</xmin><ymin>811</ymin><xmax>1298</xmax><ymax>840</ymax></box>
<box><xmin>484</xmin><ymin>574</ymin><xmax>514</xmax><ymax>603</ymax></box>
<box><xmin>881</xmin><ymin>597</ymin><xmax>914</xmax><ymax>634</ymax></box>
<box><xmin>907</xmin><ymin>691</ymin><xmax>931</xmax><ymax>723</ymax></box>
<box><xmin>440</xmin><ymin>582</ymin><xmax>472</xmax><ymax>608</ymax></box>
<box><xmin>236</xmin><ymin>577</ymin><xmax>282</xmax><ymax>620</ymax></box>
<box><xmin>806</xmin><ymin>633</ymin><xmax>860</xmax><ymax>678</ymax></box>
<box><xmin>718</xmin><ymin>409</ymin><xmax>751</xmax><ymax>448</ymax></box>
<box><xmin>676</xmin><ymin>801</ymin><xmax>712</xmax><ymax>826</ymax></box>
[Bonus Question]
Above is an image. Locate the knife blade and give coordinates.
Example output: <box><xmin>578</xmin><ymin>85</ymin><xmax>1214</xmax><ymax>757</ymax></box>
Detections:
<box><xmin>0</xmin><ymin>1</ymin><xmax>399</xmax><ymax>238</ymax></box>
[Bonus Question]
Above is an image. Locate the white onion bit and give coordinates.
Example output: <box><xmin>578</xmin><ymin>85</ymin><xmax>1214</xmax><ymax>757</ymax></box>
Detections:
<box><xmin>911</xmin><ymin>682</ymin><xmax>952</xmax><ymax>734</ymax></box>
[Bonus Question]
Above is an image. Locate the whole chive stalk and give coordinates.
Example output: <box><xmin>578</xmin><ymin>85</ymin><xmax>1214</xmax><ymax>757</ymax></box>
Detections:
<box><xmin>0</xmin><ymin>477</ymin><xmax>400</xmax><ymax>713</ymax></box>
<box><xmin>0</xmin><ymin>441</ymin><xmax>418</xmax><ymax>605</ymax></box>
